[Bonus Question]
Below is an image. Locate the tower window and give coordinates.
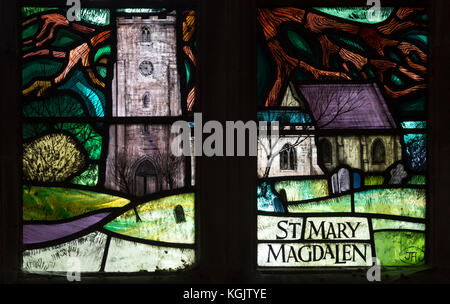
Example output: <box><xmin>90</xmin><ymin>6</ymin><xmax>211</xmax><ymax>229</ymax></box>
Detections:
<box><xmin>142</xmin><ymin>26</ymin><xmax>150</xmax><ymax>42</ymax></box>
<box><xmin>143</xmin><ymin>92</ymin><xmax>151</xmax><ymax>108</ymax></box>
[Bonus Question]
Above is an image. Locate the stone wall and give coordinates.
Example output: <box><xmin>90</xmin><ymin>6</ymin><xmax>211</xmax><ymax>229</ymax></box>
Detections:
<box><xmin>318</xmin><ymin>135</ymin><xmax>402</xmax><ymax>173</ymax></box>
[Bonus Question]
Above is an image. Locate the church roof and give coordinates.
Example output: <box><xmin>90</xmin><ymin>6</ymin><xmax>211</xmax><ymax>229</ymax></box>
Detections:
<box><xmin>296</xmin><ymin>83</ymin><xmax>397</xmax><ymax>129</ymax></box>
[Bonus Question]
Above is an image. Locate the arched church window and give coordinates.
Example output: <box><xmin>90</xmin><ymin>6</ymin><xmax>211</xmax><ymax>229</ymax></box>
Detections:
<box><xmin>319</xmin><ymin>138</ymin><xmax>332</xmax><ymax>164</ymax></box>
<box><xmin>142</xmin><ymin>26</ymin><xmax>150</xmax><ymax>42</ymax></box>
<box><xmin>280</xmin><ymin>143</ymin><xmax>297</xmax><ymax>170</ymax></box>
<box><xmin>143</xmin><ymin>92</ymin><xmax>151</xmax><ymax>108</ymax></box>
<box><xmin>371</xmin><ymin>138</ymin><xmax>386</xmax><ymax>164</ymax></box>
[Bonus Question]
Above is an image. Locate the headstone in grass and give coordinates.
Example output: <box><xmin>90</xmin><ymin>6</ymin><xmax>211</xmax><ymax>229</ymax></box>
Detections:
<box><xmin>331</xmin><ymin>168</ymin><xmax>350</xmax><ymax>194</ymax></box>
<box><xmin>389</xmin><ymin>163</ymin><xmax>408</xmax><ymax>185</ymax></box>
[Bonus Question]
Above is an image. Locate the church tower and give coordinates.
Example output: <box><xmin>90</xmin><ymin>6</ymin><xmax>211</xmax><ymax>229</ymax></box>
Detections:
<box><xmin>112</xmin><ymin>13</ymin><xmax>181</xmax><ymax>117</ymax></box>
<box><xmin>105</xmin><ymin>12</ymin><xmax>186</xmax><ymax>196</ymax></box>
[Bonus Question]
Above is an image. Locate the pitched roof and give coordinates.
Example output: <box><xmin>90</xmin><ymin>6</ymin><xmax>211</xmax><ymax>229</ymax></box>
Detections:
<box><xmin>296</xmin><ymin>83</ymin><xmax>397</xmax><ymax>129</ymax></box>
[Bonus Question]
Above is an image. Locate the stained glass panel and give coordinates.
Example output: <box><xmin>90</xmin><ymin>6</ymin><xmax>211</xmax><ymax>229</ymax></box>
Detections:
<box><xmin>21</xmin><ymin>6</ymin><xmax>197</xmax><ymax>274</ymax></box>
<box><xmin>257</xmin><ymin>7</ymin><xmax>428</xmax><ymax>268</ymax></box>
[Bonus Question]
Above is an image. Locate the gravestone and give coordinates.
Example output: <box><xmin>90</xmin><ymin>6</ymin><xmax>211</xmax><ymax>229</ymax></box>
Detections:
<box><xmin>174</xmin><ymin>205</ymin><xmax>186</xmax><ymax>223</ymax></box>
<box><xmin>389</xmin><ymin>163</ymin><xmax>408</xmax><ymax>184</ymax></box>
<box><xmin>331</xmin><ymin>168</ymin><xmax>350</xmax><ymax>194</ymax></box>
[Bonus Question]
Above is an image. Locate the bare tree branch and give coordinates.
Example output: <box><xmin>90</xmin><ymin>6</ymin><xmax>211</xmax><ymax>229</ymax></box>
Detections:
<box><xmin>107</xmin><ymin>149</ymin><xmax>141</xmax><ymax>222</ymax></box>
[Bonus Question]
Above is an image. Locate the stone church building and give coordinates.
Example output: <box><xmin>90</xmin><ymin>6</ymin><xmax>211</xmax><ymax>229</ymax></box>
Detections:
<box><xmin>105</xmin><ymin>13</ymin><xmax>190</xmax><ymax>196</ymax></box>
<box><xmin>297</xmin><ymin>83</ymin><xmax>403</xmax><ymax>174</ymax></box>
<box><xmin>257</xmin><ymin>83</ymin><xmax>403</xmax><ymax>178</ymax></box>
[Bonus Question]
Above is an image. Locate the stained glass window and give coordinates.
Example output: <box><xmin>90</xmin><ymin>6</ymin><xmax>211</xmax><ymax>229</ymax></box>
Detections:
<box><xmin>257</xmin><ymin>7</ymin><xmax>428</xmax><ymax>267</ymax></box>
<box><xmin>21</xmin><ymin>6</ymin><xmax>197</xmax><ymax>274</ymax></box>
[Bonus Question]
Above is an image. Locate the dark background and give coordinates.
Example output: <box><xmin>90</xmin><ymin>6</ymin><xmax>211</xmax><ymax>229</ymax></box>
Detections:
<box><xmin>1</xmin><ymin>0</ymin><xmax>449</xmax><ymax>284</ymax></box>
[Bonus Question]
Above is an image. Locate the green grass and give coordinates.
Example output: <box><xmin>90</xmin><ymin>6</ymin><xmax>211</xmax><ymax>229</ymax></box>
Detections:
<box><xmin>408</xmin><ymin>175</ymin><xmax>426</xmax><ymax>185</ymax></box>
<box><xmin>371</xmin><ymin>218</ymin><xmax>425</xmax><ymax>231</ymax></box>
<box><xmin>364</xmin><ymin>175</ymin><xmax>384</xmax><ymax>186</ymax></box>
<box><xmin>23</xmin><ymin>186</ymin><xmax>129</xmax><ymax>220</ymax></box>
<box><xmin>288</xmin><ymin>195</ymin><xmax>351</xmax><ymax>213</ymax></box>
<box><xmin>284</xmin><ymin>185</ymin><xmax>425</xmax><ymax>219</ymax></box>
<box><xmin>104</xmin><ymin>193</ymin><xmax>195</xmax><ymax>244</ymax></box>
<box><xmin>275</xmin><ymin>179</ymin><xmax>328</xmax><ymax>202</ymax></box>
<box><xmin>355</xmin><ymin>188</ymin><xmax>426</xmax><ymax>218</ymax></box>
<box><xmin>374</xmin><ymin>231</ymin><xmax>425</xmax><ymax>266</ymax></box>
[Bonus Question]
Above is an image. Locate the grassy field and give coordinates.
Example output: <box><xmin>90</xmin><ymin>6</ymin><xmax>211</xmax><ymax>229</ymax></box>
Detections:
<box><xmin>408</xmin><ymin>175</ymin><xmax>426</xmax><ymax>185</ymax></box>
<box><xmin>374</xmin><ymin>231</ymin><xmax>425</xmax><ymax>266</ymax></box>
<box><xmin>354</xmin><ymin>188</ymin><xmax>426</xmax><ymax>218</ymax></box>
<box><xmin>264</xmin><ymin>177</ymin><xmax>426</xmax><ymax>218</ymax></box>
<box><xmin>275</xmin><ymin>179</ymin><xmax>329</xmax><ymax>202</ymax></box>
<box><xmin>288</xmin><ymin>195</ymin><xmax>351</xmax><ymax>213</ymax></box>
<box><xmin>23</xmin><ymin>186</ymin><xmax>129</xmax><ymax>220</ymax></box>
<box><xmin>371</xmin><ymin>218</ymin><xmax>425</xmax><ymax>231</ymax></box>
<box><xmin>104</xmin><ymin>193</ymin><xmax>195</xmax><ymax>244</ymax></box>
